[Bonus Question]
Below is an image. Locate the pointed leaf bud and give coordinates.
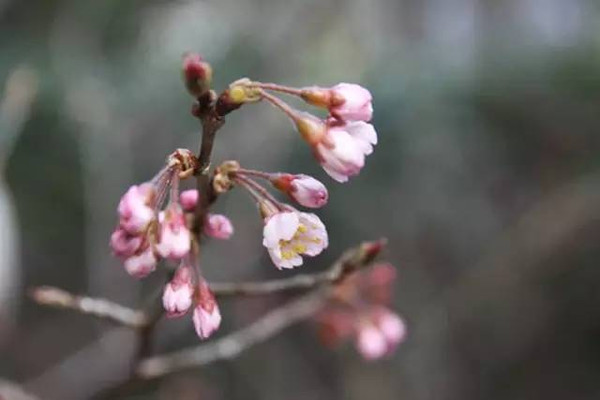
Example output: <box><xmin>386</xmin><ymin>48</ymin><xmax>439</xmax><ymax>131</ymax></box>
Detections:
<box><xmin>182</xmin><ymin>53</ymin><xmax>212</xmax><ymax>97</ymax></box>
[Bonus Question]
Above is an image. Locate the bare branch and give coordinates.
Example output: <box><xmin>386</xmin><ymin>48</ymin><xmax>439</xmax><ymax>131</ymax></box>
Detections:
<box><xmin>30</xmin><ymin>286</ymin><xmax>147</xmax><ymax>329</ymax></box>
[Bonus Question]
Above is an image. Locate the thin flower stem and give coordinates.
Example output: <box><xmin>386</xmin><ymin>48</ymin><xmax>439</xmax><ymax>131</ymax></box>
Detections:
<box><xmin>169</xmin><ymin>171</ymin><xmax>180</xmax><ymax>204</ymax></box>
<box><xmin>252</xmin><ymin>82</ymin><xmax>303</xmax><ymax>97</ymax></box>
<box><xmin>235</xmin><ymin>174</ymin><xmax>285</xmax><ymax>211</ymax></box>
<box><xmin>232</xmin><ymin>175</ymin><xmax>266</xmax><ymax>205</ymax></box>
<box><xmin>235</xmin><ymin>168</ymin><xmax>273</xmax><ymax>180</ymax></box>
<box><xmin>259</xmin><ymin>89</ymin><xmax>300</xmax><ymax>121</ymax></box>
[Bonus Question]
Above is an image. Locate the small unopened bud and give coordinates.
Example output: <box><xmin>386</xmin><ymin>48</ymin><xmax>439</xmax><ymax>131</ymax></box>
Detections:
<box><xmin>162</xmin><ymin>264</ymin><xmax>194</xmax><ymax>318</ymax></box>
<box><xmin>204</xmin><ymin>214</ymin><xmax>234</xmax><ymax>239</ymax></box>
<box><xmin>182</xmin><ymin>53</ymin><xmax>212</xmax><ymax>97</ymax></box>
<box><xmin>180</xmin><ymin>190</ymin><xmax>199</xmax><ymax>212</ymax></box>
<box><xmin>272</xmin><ymin>174</ymin><xmax>328</xmax><ymax>208</ymax></box>
<box><xmin>193</xmin><ymin>280</ymin><xmax>221</xmax><ymax>339</ymax></box>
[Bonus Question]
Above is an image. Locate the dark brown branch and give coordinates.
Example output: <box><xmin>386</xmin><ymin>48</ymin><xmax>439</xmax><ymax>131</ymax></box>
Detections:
<box><xmin>30</xmin><ymin>286</ymin><xmax>147</xmax><ymax>329</ymax></box>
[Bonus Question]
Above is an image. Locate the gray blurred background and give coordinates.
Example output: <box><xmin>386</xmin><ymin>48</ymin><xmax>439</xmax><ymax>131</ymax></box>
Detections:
<box><xmin>1</xmin><ymin>0</ymin><xmax>600</xmax><ymax>399</ymax></box>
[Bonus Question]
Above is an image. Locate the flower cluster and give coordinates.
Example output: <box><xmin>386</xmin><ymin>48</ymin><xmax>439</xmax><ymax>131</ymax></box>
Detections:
<box><xmin>219</xmin><ymin>165</ymin><xmax>330</xmax><ymax>270</ymax></box>
<box><xmin>108</xmin><ymin>54</ymin><xmax>400</xmax><ymax>356</ymax></box>
<box><xmin>109</xmin><ymin>149</ymin><xmax>232</xmax><ymax>339</ymax></box>
<box><xmin>225</xmin><ymin>80</ymin><xmax>377</xmax><ymax>183</ymax></box>
<box><xmin>316</xmin><ymin>263</ymin><xmax>407</xmax><ymax>360</ymax></box>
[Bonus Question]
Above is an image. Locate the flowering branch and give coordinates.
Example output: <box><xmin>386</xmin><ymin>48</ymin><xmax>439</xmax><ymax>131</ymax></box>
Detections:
<box><xmin>137</xmin><ymin>239</ymin><xmax>383</xmax><ymax>379</ymax></box>
<box><xmin>30</xmin><ymin>240</ymin><xmax>384</xmax><ymax>327</ymax></box>
<box><xmin>32</xmin><ymin>52</ymin><xmax>403</xmax><ymax>398</ymax></box>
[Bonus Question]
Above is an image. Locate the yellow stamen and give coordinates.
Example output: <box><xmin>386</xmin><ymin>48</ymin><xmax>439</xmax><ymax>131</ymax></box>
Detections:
<box><xmin>281</xmin><ymin>250</ymin><xmax>295</xmax><ymax>260</ymax></box>
<box><xmin>293</xmin><ymin>244</ymin><xmax>307</xmax><ymax>253</ymax></box>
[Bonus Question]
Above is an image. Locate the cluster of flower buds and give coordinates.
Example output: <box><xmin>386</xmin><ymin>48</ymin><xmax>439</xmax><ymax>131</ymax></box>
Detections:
<box><xmin>224</xmin><ymin>80</ymin><xmax>377</xmax><ymax>183</ymax></box>
<box><xmin>316</xmin><ymin>263</ymin><xmax>407</xmax><ymax>360</ymax></box>
<box><xmin>161</xmin><ymin>260</ymin><xmax>222</xmax><ymax>339</ymax></box>
<box><xmin>212</xmin><ymin>163</ymin><xmax>330</xmax><ymax>270</ymax></box>
<box><xmin>109</xmin><ymin>149</ymin><xmax>233</xmax><ymax>339</ymax></box>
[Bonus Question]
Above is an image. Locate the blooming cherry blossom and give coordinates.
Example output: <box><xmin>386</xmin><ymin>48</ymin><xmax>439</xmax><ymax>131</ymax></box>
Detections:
<box><xmin>262</xmin><ymin>211</ymin><xmax>328</xmax><ymax>269</ymax></box>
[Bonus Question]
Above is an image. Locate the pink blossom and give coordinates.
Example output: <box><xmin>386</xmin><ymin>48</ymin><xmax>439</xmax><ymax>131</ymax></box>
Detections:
<box><xmin>193</xmin><ymin>280</ymin><xmax>221</xmax><ymax>339</ymax></box>
<box><xmin>315</xmin><ymin>120</ymin><xmax>377</xmax><ymax>183</ymax></box>
<box><xmin>118</xmin><ymin>184</ymin><xmax>156</xmax><ymax>234</ymax></box>
<box><xmin>180</xmin><ymin>189</ymin><xmax>199</xmax><ymax>212</ymax></box>
<box><xmin>204</xmin><ymin>214</ymin><xmax>234</xmax><ymax>240</ymax></box>
<box><xmin>287</xmin><ymin>175</ymin><xmax>328</xmax><ymax>208</ymax></box>
<box><xmin>123</xmin><ymin>246</ymin><xmax>157</xmax><ymax>278</ymax></box>
<box><xmin>156</xmin><ymin>205</ymin><xmax>191</xmax><ymax>260</ymax></box>
<box><xmin>376</xmin><ymin>309</ymin><xmax>407</xmax><ymax>346</ymax></box>
<box><xmin>162</xmin><ymin>264</ymin><xmax>195</xmax><ymax>318</ymax></box>
<box><xmin>329</xmin><ymin>83</ymin><xmax>373</xmax><ymax>122</ymax></box>
<box><xmin>262</xmin><ymin>211</ymin><xmax>328</xmax><ymax>269</ymax></box>
<box><xmin>109</xmin><ymin>228</ymin><xmax>143</xmax><ymax>258</ymax></box>
<box><xmin>356</xmin><ymin>325</ymin><xmax>388</xmax><ymax>360</ymax></box>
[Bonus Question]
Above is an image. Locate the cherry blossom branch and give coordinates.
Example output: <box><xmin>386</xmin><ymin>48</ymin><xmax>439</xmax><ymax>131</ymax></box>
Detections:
<box><xmin>138</xmin><ymin>239</ymin><xmax>385</xmax><ymax>380</ymax></box>
<box><xmin>30</xmin><ymin>239</ymin><xmax>385</xmax><ymax>327</ymax></box>
<box><xmin>138</xmin><ymin>289</ymin><xmax>325</xmax><ymax>380</ymax></box>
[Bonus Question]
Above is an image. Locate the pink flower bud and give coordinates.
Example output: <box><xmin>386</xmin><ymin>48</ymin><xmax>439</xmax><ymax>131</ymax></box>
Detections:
<box><xmin>193</xmin><ymin>280</ymin><xmax>221</xmax><ymax>339</ymax></box>
<box><xmin>328</xmin><ymin>83</ymin><xmax>373</xmax><ymax>122</ymax></box>
<box><xmin>356</xmin><ymin>325</ymin><xmax>388</xmax><ymax>360</ymax></box>
<box><xmin>272</xmin><ymin>174</ymin><xmax>328</xmax><ymax>208</ymax></box>
<box><xmin>117</xmin><ymin>184</ymin><xmax>156</xmax><ymax>234</ymax></box>
<box><xmin>262</xmin><ymin>211</ymin><xmax>328</xmax><ymax>270</ymax></box>
<box><xmin>180</xmin><ymin>189</ymin><xmax>199</xmax><ymax>212</ymax></box>
<box><xmin>162</xmin><ymin>264</ymin><xmax>194</xmax><ymax>318</ymax></box>
<box><xmin>110</xmin><ymin>228</ymin><xmax>143</xmax><ymax>258</ymax></box>
<box><xmin>182</xmin><ymin>53</ymin><xmax>212</xmax><ymax>97</ymax></box>
<box><xmin>377</xmin><ymin>310</ymin><xmax>407</xmax><ymax>346</ymax></box>
<box><xmin>301</xmin><ymin>83</ymin><xmax>373</xmax><ymax>122</ymax></box>
<box><xmin>288</xmin><ymin>175</ymin><xmax>328</xmax><ymax>208</ymax></box>
<box><xmin>156</xmin><ymin>205</ymin><xmax>191</xmax><ymax>260</ymax></box>
<box><xmin>123</xmin><ymin>246</ymin><xmax>157</xmax><ymax>278</ymax></box>
<box><xmin>315</xmin><ymin>120</ymin><xmax>377</xmax><ymax>183</ymax></box>
<box><xmin>204</xmin><ymin>214</ymin><xmax>234</xmax><ymax>240</ymax></box>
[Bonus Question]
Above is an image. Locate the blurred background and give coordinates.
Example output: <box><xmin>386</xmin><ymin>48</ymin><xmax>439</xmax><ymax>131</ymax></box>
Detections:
<box><xmin>1</xmin><ymin>0</ymin><xmax>600</xmax><ymax>399</ymax></box>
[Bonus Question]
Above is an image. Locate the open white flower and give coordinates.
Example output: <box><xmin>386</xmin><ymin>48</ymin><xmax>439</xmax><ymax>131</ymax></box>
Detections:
<box><xmin>262</xmin><ymin>211</ymin><xmax>328</xmax><ymax>269</ymax></box>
